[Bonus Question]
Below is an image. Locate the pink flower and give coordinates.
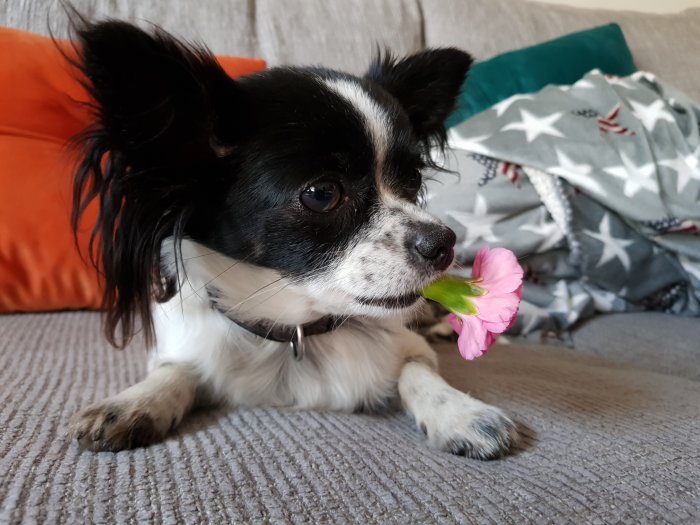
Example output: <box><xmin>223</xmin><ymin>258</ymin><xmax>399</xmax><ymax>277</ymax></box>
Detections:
<box><xmin>447</xmin><ymin>247</ymin><xmax>523</xmax><ymax>360</ymax></box>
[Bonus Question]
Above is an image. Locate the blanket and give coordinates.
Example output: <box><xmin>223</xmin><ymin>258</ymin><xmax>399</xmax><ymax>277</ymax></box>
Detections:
<box><xmin>426</xmin><ymin>70</ymin><xmax>700</xmax><ymax>339</ymax></box>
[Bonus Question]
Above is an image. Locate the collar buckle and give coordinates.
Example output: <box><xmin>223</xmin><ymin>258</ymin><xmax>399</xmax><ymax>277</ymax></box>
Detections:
<box><xmin>290</xmin><ymin>324</ymin><xmax>305</xmax><ymax>361</ymax></box>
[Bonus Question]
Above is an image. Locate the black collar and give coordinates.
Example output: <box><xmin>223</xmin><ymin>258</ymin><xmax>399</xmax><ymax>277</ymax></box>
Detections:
<box><xmin>208</xmin><ymin>289</ymin><xmax>346</xmax><ymax>361</ymax></box>
<box><xmin>226</xmin><ymin>312</ymin><xmax>346</xmax><ymax>343</ymax></box>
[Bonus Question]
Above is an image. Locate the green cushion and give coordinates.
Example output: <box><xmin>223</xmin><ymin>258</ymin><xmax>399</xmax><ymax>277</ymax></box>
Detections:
<box><xmin>446</xmin><ymin>23</ymin><xmax>637</xmax><ymax>128</ymax></box>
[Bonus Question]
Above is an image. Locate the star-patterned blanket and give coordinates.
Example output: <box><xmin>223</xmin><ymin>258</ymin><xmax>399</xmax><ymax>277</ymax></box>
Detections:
<box><xmin>426</xmin><ymin>70</ymin><xmax>700</xmax><ymax>340</ymax></box>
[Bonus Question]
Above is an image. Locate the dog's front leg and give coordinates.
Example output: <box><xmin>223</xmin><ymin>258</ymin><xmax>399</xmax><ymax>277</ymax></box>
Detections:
<box><xmin>70</xmin><ymin>362</ymin><xmax>200</xmax><ymax>452</ymax></box>
<box><xmin>397</xmin><ymin>329</ymin><xmax>518</xmax><ymax>459</ymax></box>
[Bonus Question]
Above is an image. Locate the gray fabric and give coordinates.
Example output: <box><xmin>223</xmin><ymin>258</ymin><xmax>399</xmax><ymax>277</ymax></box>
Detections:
<box><xmin>2</xmin><ymin>2</ymin><xmax>700</xmax><ymax>521</ymax></box>
<box><xmin>420</xmin><ymin>0</ymin><xmax>700</xmax><ymax>103</ymax></box>
<box><xmin>0</xmin><ymin>0</ymin><xmax>423</xmax><ymax>73</ymax></box>
<box><xmin>3</xmin><ymin>0</ymin><xmax>700</xmax><ymax>93</ymax></box>
<box><xmin>1</xmin><ymin>311</ymin><xmax>699</xmax><ymax>523</ymax></box>
<box><xmin>573</xmin><ymin>312</ymin><xmax>700</xmax><ymax>381</ymax></box>
<box><xmin>426</xmin><ymin>70</ymin><xmax>700</xmax><ymax>336</ymax></box>
<box><xmin>254</xmin><ymin>0</ymin><xmax>423</xmax><ymax>73</ymax></box>
<box><xmin>1</xmin><ymin>0</ymin><xmax>260</xmax><ymax>57</ymax></box>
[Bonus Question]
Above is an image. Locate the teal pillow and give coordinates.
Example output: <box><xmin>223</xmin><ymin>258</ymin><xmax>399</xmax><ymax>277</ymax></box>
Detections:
<box><xmin>446</xmin><ymin>23</ymin><xmax>637</xmax><ymax>128</ymax></box>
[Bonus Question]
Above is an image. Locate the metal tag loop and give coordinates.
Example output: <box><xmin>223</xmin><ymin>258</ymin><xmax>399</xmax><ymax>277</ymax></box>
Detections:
<box><xmin>289</xmin><ymin>324</ymin><xmax>305</xmax><ymax>361</ymax></box>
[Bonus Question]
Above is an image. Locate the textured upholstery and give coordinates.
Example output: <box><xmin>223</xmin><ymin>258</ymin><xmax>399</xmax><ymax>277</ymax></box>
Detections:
<box><xmin>573</xmin><ymin>312</ymin><xmax>700</xmax><ymax>381</ymax></box>
<box><xmin>3</xmin><ymin>0</ymin><xmax>699</xmax><ymax>94</ymax></box>
<box><xmin>1</xmin><ymin>0</ymin><xmax>423</xmax><ymax>73</ymax></box>
<box><xmin>2</xmin><ymin>1</ymin><xmax>699</xmax><ymax>522</ymax></box>
<box><xmin>1</xmin><ymin>312</ymin><xmax>698</xmax><ymax>523</ymax></box>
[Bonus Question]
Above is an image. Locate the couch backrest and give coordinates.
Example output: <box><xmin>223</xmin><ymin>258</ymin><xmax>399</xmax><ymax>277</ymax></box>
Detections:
<box><xmin>2</xmin><ymin>0</ymin><xmax>424</xmax><ymax>74</ymax></box>
<box><xmin>2</xmin><ymin>0</ymin><xmax>699</xmax><ymax>99</ymax></box>
<box><xmin>421</xmin><ymin>0</ymin><xmax>700</xmax><ymax>102</ymax></box>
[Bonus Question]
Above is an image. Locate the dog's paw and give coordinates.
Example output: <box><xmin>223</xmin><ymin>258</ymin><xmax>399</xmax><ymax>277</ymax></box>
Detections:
<box><xmin>419</xmin><ymin>392</ymin><xmax>518</xmax><ymax>460</ymax></box>
<box><xmin>69</xmin><ymin>400</ymin><xmax>166</xmax><ymax>452</ymax></box>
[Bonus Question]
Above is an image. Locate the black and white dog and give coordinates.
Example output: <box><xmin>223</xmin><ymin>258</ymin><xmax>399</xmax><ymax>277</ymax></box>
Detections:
<box><xmin>69</xmin><ymin>20</ymin><xmax>518</xmax><ymax>459</ymax></box>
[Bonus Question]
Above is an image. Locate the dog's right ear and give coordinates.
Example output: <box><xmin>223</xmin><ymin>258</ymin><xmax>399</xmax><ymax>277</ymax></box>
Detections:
<box><xmin>71</xmin><ymin>20</ymin><xmax>246</xmax><ymax>348</ymax></box>
<box><xmin>75</xmin><ymin>20</ymin><xmax>245</xmax><ymax>165</ymax></box>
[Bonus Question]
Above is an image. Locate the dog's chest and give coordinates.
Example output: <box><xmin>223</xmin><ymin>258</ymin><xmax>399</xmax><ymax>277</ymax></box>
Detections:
<box><xmin>152</xmin><ymin>303</ymin><xmax>404</xmax><ymax>411</ymax></box>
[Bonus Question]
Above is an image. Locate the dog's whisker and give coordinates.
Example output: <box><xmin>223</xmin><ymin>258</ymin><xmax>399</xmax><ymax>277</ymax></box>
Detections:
<box><xmin>181</xmin><ymin>251</ymin><xmax>217</xmax><ymax>261</ymax></box>
<box><xmin>234</xmin><ymin>280</ymin><xmax>296</xmax><ymax>317</ymax></box>
<box><xmin>262</xmin><ymin>298</ymin><xmax>297</xmax><ymax>341</ymax></box>
<box><xmin>67</xmin><ymin>19</ymin><xmax>503</xmax><ymax>459</ymax></box>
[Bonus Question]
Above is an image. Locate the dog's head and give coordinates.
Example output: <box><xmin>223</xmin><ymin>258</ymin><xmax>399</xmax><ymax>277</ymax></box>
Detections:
<box><xmin>71</xmin><ymin>21</ymin><xmax>472</xmax><ymax>346</ymax></box>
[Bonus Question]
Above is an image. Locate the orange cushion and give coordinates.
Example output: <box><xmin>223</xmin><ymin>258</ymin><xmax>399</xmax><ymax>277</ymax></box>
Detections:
<box><xmin>0</xmin><ymin>27</ymin><xmax>266</xmax><ymax>312</ymax></box>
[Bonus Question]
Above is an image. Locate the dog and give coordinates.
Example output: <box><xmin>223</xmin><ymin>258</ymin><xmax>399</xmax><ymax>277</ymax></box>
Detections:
<box><xmin>68</xmin><ymin>19</ymin><xmax>518</xmax><ymax>460</ymax></box>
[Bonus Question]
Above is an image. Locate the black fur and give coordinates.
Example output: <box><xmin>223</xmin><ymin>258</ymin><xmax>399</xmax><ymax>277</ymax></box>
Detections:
<box><xmin>70</xmin><ymin>19</ymin><xmax>471</xmax><ymax>348</ymax></box>
<box><xmin>366</xmin><ymin>49</ymin><xmax>473</xmax><ymax>150</ymax></box>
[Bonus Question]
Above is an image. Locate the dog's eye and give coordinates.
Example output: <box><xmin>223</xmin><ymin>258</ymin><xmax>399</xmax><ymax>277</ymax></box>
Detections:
<box><xmin>300</xmin><ymin>181</ymin><xmax>343</xmax><ymax>212</ymax></box>
<box><xmin>402</xmin><ymin>169</ymin><xmax>423</xmax><ymax>200</ymax></box>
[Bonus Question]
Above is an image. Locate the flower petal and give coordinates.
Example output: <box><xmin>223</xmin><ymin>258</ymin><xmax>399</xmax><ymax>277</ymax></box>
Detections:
<box><xmin>447</xmin><ymin>313</ymin><xmax>463</xmax><ymax>335</ymax></box>
<box><xmin>472</xmin><ymin>246</ymin><xmax>488</xmax><ymax>280</ymax></box>
<box><xmin>456</xmin><ymin>315</ymin><xmax>489</xmax><ymax>360</ymax></box>
<box><xmin>473</xmin><ymin>291</ymin><xmax>521</xmax><ymax>333</ymax></box>
<box><xmin>473</xmin><ymin>247</ymin><xmax>524</xmax><ymax>295</ymax></box>
<box><xmin>483</xmin><ymin>330</ymin><xmax>497</xmax><ymax>353</ymax></box>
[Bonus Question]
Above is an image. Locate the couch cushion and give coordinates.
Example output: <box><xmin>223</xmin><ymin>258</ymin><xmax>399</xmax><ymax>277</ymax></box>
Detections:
<box><xmin>0</xmin><ymin>27</ymin><xmax>265</xmax><ymax>313</ymax></box>
<box><xmin>255</xmin><ymin>0</ymin><xmax>423</xmax><ymax>72</ymax></box>
<box><xmin>573</xmin><ymin>312</ymin><xmax>700</xmax><ymax>381</ymax></box>
<box><xmin>445</xmin><ymin>22</ymin><xmax>637</xmax><ymax>126</ymax></box>
<box><xmin>1</xmin><ymin>0</ymin><xmax>259</xmax><ymax>57</ymax></box>
<box><xmin>0</xmin><ymin>312</ymin><xmax>698</xmax><ymax>522</ymax></box>
<box><xmin>421</xmin><ymin>0</ymin><xmax>700</xmax><ymax>103</ymax></box>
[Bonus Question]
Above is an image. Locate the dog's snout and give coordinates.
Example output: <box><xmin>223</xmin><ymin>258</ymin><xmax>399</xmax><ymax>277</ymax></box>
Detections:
<box><xmin>412</xmin><ymin>225</ymin><xmax>456</xmax><ymax>271</ymax></box>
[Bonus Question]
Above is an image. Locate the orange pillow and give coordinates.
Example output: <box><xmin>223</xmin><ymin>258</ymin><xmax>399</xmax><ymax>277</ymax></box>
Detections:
<box><xmin>0</xmin><ymin>27</ymin><xmax>266</xmax><ymax>312</ymax></box>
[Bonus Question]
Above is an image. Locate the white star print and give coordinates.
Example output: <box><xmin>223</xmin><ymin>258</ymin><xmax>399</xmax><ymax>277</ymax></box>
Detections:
<box><xmin>446</xmin><ymin>209</ymin><xmax>506</xmax><ymax>245</ymax></box>
<box><xmin>628</xmin><ymin>99</ymin><xmax>675</xmax><ymax>131</ymax></box>
<box><xmin>590</xmin><ymin>289</ymin><xmax>619</xmax><ymax>312</ymax></box>
<box><xmin>550</xmin><ymin>281</ymin><xmax>590</xmax><ymax>324</ymax></box>
<box><xmin>631</xmin><ymin>71</ymin><xmax>657</xmax><ymax>84</ymax></box>
<box><xmin>502</xmin><ymin>110</ymin><xmax>565</xmax><ymax>142</ymax></box>
<box><xmin>547</xmin><ymin>149</ymin><xmax>605</xmax><ymax>198</ymax></box>
<box><xmin>659</xmin><ymin>153</ymin><xmax>700</xmax><ymax>193</ymax></box>
<box><xmin>603</xmin><ymin>153</ymin><xmax>658</xmax><ymax>197</ymax></box>
<box><xmin>473</xmin><ymin>193</ymin><xmax>488</xmax><ymax>215</ymax></box>
<box><xmin>518</xmin><ymin>301</ymin><xmax>551</xmax><ymax>334</ymax></box>
<box><xmin>519</xmin><ymin>221</ymin><xmax>565</xmax><ymax>252</ymax></box>
<box><xmin>604</xmin><ymin>75</ymin><xmax>633</xmax><ymax>88</ymax></box>
<box><xmin>447</xmin><ymin>130</ymin><xmax>491</xmax><ymax>155</ymax></box>
<box><xmin>583</xmin><ymin>214</ymin><xmax>635</xmax><ymax>272</ymax></box>
<box><xmin>492</xmin><ymin>94</ymin><xmax>535</xmax><ymax>117</ymax></box>
<box><xmin>689</xmin><ymin>149</ymin><xmax>700</xmax><ymax>170</ymax></box>
<box><xmin>573</xmin><ymin>78</ymin><xmax>596</xmax><ymax>89</ymax></box>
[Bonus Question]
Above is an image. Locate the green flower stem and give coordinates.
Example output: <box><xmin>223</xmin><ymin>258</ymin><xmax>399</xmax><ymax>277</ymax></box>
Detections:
<box><xmin>419</xmin><ymin>275</ymin><xmax>486</xmax><ymax>316</ymax></box>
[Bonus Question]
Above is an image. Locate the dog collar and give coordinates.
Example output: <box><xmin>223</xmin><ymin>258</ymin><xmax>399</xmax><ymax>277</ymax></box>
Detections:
<box><xmin>207</xmin><ymin>290</ymin><xmax>345</xmax><ymax>361</ymax></box>
<box><xmin>228</xmin><ymin>314</ymin><xmax>346</xmax><ymax>361</ymax></box>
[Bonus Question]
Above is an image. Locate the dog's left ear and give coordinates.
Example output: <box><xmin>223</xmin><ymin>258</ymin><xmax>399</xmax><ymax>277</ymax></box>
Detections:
<box><xmin>366</xmin><ymin>48</ymin><xmax>472</xmax><ymax>144</ymax></box>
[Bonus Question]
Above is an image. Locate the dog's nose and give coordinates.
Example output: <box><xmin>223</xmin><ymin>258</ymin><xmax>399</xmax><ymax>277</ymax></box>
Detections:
<box><xmin>413</xmin><ymin>225</ymin><xmax>456</xmax><ymax>271</ymax></box>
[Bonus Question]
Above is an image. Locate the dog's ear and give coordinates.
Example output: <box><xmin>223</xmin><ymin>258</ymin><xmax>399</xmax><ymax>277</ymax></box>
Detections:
<box><xmin>75</xmin><ymin>20</ymin><xmax>244</xmax><ymax>165</ymax></box>
<box><xmin>366</xmin><ymin>48</ymin><xmax>472</xmax><ymax>146</ymax></box>
<box><xmin>71</xmin><ymin>20</ymin><xmax>246</xmax><ymax>348</ymax></box>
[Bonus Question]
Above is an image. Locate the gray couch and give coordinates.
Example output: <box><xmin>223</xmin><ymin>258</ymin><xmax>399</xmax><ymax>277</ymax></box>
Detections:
<box><xmin>1</xmin><ymin>1</ymin><xmax>699</xmax><ymax>523</ymax></box>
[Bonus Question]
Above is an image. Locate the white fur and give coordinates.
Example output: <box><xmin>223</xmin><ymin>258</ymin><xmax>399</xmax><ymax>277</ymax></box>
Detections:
<box><xmin>71</xmin><ymin>235</ymin><xmax>517</xmax><ymax>457</ymax></box>
<box><xmin>70</xmin><ymin>81</ymin><xmax>517</xmax><ymax>458</ymax></box>
<box><xmin>152</xmin><ymin>239</ymin><xmax>412</xmax><ymax>409</ymax></box>
<box><xmin>323</xmin><ymin>78</ymin><xmax>390</xmax><ymax>175</ymax></box>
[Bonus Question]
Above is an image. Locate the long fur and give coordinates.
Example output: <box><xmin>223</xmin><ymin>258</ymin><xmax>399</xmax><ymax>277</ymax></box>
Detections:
<box><xmin>71</xmin><ymin>21</ymin><xmax>236</xmax><ymax>347</ymax></box>
<box><xmin>67</xmin><ymin>19</ymin><xmax>518</xmax><ymax>460</ymax></box>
